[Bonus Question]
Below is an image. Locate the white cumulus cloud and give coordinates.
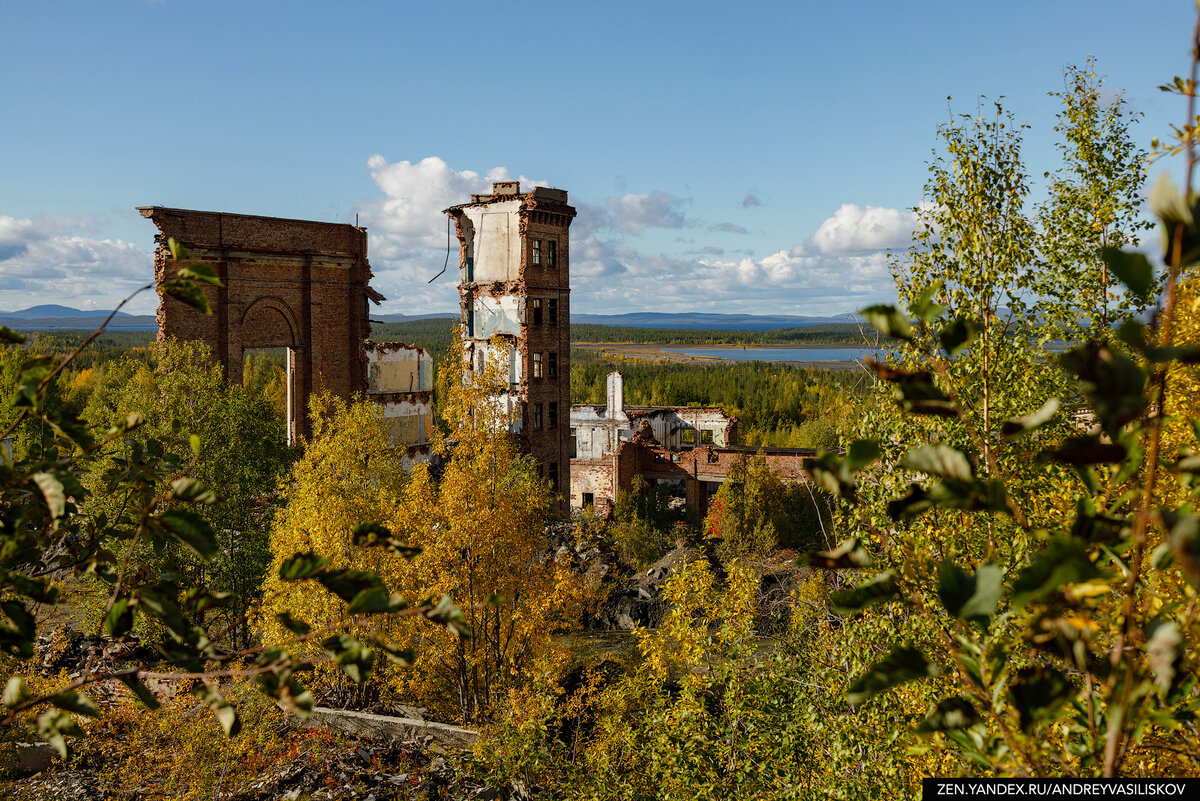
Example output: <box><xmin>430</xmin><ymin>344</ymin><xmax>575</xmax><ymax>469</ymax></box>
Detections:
<box><xmin>801</xmin><ymin>203</ymin><xmax>916</xmax><ymax>255</ymax></box>
<box><xmin>357</xmin><ymin>155</ymin><xmax>546</xmax><ymax>260</ymax></box>
<box><xmin>0</xmin><ymin>215</ymin><xmax>152</xmax><ymax>310</ymax></box>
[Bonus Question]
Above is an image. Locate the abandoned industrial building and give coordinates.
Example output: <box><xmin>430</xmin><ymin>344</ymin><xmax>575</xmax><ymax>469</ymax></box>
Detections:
<box><xmin>444</xmin><ymin>181</ymin><xmax>575</xmax><ymax>514</ymax></box>
<box><xmin>570</xmin><ymin>370</ymin><xmax>816</xmax><ymax>518</ymax></box>
<box><xmin>143</xmin><ymin>183</ymin><xmax>813</xmax><ymax>516</ymax></box>
<box><xmin>140</xmin><ymin>206</ymin><xmax>434</xmax><ymax>459</ymax></box>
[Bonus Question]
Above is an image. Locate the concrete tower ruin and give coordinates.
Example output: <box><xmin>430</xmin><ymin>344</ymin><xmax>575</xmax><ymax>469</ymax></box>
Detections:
<box><xmin>445</xmin><ymin>182</ymin><xmax>575</xmax><ymax>513</ymax></box>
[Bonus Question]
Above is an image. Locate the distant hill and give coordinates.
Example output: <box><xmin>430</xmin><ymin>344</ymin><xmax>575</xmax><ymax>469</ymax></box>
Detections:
<box><xmin>0</xmin><ymin>304</ymin><xmax>133</xmax><ymax>320</ymax></box>
<box><xmin>370</xmin><ymin>312</ymin><xmax>458</xmax><ymax>323</ymax></box>
<box><xmin>2</xmin><ymin>307</ymin><xmax>861</xmax><ymax>335</ymax></box>
<box><xmin>371</xmin><ymin>311</ymin><xmax>859</xmax><ymax>331</ymax></box>
<box><xmin>571</xmin><ymin>312</ymin><xmax>860</xmax><ymax>331</ymax></box>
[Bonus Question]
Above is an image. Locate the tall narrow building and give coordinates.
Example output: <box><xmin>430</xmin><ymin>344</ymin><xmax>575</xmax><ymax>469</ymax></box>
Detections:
<box><xmin>445</xmin><ymin>181</ymin><xmax>575</xmax><ymax>514</ymax></box>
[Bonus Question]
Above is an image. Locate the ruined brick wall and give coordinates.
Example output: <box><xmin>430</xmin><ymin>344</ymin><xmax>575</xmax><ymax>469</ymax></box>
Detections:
<box><xmin>604</xmin><ymin>442</ymin><xmax>818</xmax><ymax>519</ymax></box>
<box><xmin>447</xmin><ymin>185</ymin><xmax>575</xmax><ymax>515</ymax></box>
<box><xmin>140</xmin><ymin>207</ymin><xmax>375</xmax><ymax>442</ymax></box>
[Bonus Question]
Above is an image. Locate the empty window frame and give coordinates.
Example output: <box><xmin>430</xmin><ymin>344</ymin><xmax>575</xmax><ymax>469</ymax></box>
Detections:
<box><xmin>531</xmin><ymin>298</ymin><xmax>543</xmax><ymax>326</ymax></box>
<box><xmin>549</xmin><ymin>461</ymin><xmax>559</xmax><ymax>491</ymax></box>
<box><xmin>533</xmin><ymin>403</ymin><xmax>543</xmax><ymax>430</ymax></box>
<box><xmin>548</xmin><ymin>351</ymin><xmax>557</xmax><ymax>379</ymax></box>
<box><xmin>548</xmin><ymin>298</ymin><xmax>558</xmax><ymax>325</ymax></box>
<box><xmin>548</xmin><ymin>401</ymin><xmax>558</xmax><ymax>429</ymax></box>
<box><xmin>570</xmin><ymin>428</ymin><xmax>578</xmax><ymax>458</ymax></box>
<box><xmin>701</xmin><ymin>429</ymin><xmax>714</xmax><ymax>444</ymax></box>
<box><xmin>681</xmin><ymin>428</ymin><xmax>697</xmax><ymax>445</ymax></box>
<box><xmin>547</xmin><ymin>240</ymin><xmax>557</xmax><ymax>268</ymax></box>
<box><xmin>532</xmin><ymin>351</ymin><xmax>543</xmax><ymax>379</ymax></box>
<box><xmin>532</xmin><ymin>239</ymin><xmax>542</xmax><ymax>265</ymax></box>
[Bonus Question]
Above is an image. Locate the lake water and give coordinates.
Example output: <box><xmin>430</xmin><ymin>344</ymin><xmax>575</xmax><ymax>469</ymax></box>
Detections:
<box><xmin>660</xmin><ymin>346</ymin><xmax>878</xmax><ymax>362</ymax></box>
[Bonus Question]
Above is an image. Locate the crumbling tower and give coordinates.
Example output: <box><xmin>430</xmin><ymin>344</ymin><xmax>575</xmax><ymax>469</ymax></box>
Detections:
<box><xmin>445</xmin><ymin>181</ymin><xmax>575</xmax><ymax>514</ymax></box>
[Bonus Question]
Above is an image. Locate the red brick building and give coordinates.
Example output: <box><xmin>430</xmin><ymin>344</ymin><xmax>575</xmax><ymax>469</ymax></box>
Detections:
<box><xmin>445</xmin><ymin>182</ymin><xmax>576</xmax><ymax>513</ymax></box>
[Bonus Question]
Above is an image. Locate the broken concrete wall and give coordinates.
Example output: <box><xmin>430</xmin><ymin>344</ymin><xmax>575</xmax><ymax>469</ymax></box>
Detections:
<box><xmin>366</xmin><ymin>341</ymin><xmax>433</xmax><ymax>394</ymax></box>
<box><xmin>364</xmin><ymin>341</ymin><xmax>434</xmax><ymax>461</ymax></box>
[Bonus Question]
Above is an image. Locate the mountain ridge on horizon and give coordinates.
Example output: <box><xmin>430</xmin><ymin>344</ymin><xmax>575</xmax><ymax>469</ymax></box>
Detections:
<box><xmin>0</xmin><ymin>306</ymin><xmax>861</xmax><ymax>332</ymax></box>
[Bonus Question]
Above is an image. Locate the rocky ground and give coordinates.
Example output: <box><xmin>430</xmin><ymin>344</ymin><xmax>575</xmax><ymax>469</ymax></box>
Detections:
<box><xmin>3</xmin><ymin>738</ymin><xmax>499</xmax><ymax>801</ymax></box>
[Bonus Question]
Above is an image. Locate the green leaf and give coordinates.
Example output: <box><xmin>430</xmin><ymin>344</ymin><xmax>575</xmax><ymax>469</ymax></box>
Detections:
<box><xmin>796</xmin><ymin>538</ymin><xmax>873</xmax><ymax>569</ymax></box>
<box><xmin>1012</xmin><ymin>537</ymin><xmax>1101</xmax><ymax>607</ymax></box>
<box><xmin>846</xmin><ymin>646</ymin><xmax>939</xmax><ymax>706</ymax></box>
<box><xmin>1008</xmin><ymin>666</ymin><xmax>1070</xmax><ymax>731</ymax></box>
<box><xmin>189</xmin><ymin>434</ymin><xmax>202</xmax><ymax>456</ymax></box>
<box><xmin>170</xmin><ymin>477</ymin><xmax>216</xmax><ymax>504</ymax></box>
<box><xmin>909</xmin><ymin>280</ymin><xmax>946</xmax><ymax>323</ymax></box>
<box><xmin>1049</xmin><ymin>436</ymin><xmax>1127</xmax><ymax>466</ymax></box>
<box><xmin>215</xmin><ymin>703</ymin><xmax>241</xmax><ymax>737</ymax></box>
<box><xmin>51</xmin><ymin>690</ymin><xmax>99</xmax><ymax>718</ymax></box>
<box><xmin>830</xmin><ymin>570</ymin><xmax>899</xmax><ymax>614</ymax></box>
<box><xmin>805</xmin><ymin>451</ymin><xmax>858</xmax><ymax>501</ymax></box>
<box><xmin>373</xmin><ymin>638</ymin><xmax>415</xmax><ymax>667</ymax></box>
<box><xmin>346</xmin><ymin>587</ymin><xmax>407</xmax><ymax>615</ymax></box>
<box><xmin>1070</xmin><ymin>512</ymin><xmax>1129</xmax><ymax>544</ymax></box>
<box><xmin>887</xmin><ymin>484</ymin><xmax>932</xmax><ymax>519</ymax></box>
<box><xmin>176</xmin><ymin>263</ymin><xmax>222</xmax><ymax>286</ymax></box>
<box><xmin>3</xmin><ymin>676</ymin><xmax>30</xmax><ymax>708</ymax></box>
<box><xmin>424</xmin><ymin>594</ymin><xmax>471</xmax><ymax>639</ymax></box>
<box><xmin>37</xmin><ymin>708</ymin><xmax>82</xmax><ymax>758</ymax></box>
<box><xmin>1146</xmin><ymin>621</ymin><xmax>1182</xmax><ymax>695</ymax></box>
<box><xmin>938</xmin><ymin>316</ymin><xmax>983</xmax><ymax>356</ymax></box>
<box><xmin>4</xmin><ymin>573</ymin><xmax>59</xmax><ymax>605</ymax></box>
<box><xmin>1101</xmin><ymin>247</ymin><xmax>1156</xmax><ymax>302</ymax></box>
<box><xmin>321</xmin><ymin>633</ymin><xmax>376</xmax><ymax>684</ymax></box>
<box><xmin>1058</xmin><ymin>343</ymin><xmax>1145</xmax><ymax>436</ymax></box>
<box><xmin>0</xmin><ymin>326</ymin><xmax>26</xmax><ymax>344</ymax></box>
<box><xmin>194</xmin><ymin>684</ymin><xmax>241</xmax><ymax>737</ymax></box>
<box><xmin>1116</xmin><ymin>319</ymin><xmax>1148</xmax><ymax>352</ymax></box>
<box><xmin>1000</xmin><ymin>398</ymin><xmax>1060</xmax><ymax>439</ymax></box>
<box><xmin>32</xmin><ymin>472</ymin><xmax>66</xmax><ymax>519</ymax></box>
<box><xmin>860</xmin><ymin>304</ymin><xmax>913</xmax><ymax>341</ymax></box>
<box><xmin>103</xmin><ymin>597</ymin><xmax>134</xmax><ymax>638</ymax></box>
<box><xmin>279</xmin><ymin>552</ymin><xmax>330</xmax><ymax>581</ymax></box>
<box><xmin>118</xmin><ymin>674</ymin><xmax>161</xmax><ymax>710</ymax></box>
<box><xmin>167</xmin><ymin>237</ymin><xmax>190</xmax><ymax>263</ymax></box>
<box><xmin>916</xmin><ymin>697</ymin><xmax>978</xmax><ymax>733</ymax></box>
<box><xmin>276</xmin><ymin>611</ymin><xmax>311</xmax><ymax>636</ymax></box>
<box><xmin>316</xmin><ymin>569</ymin><xmax>386</xmax><ymax>604</ymax></box>
<box><xmin>153</xmin><ymin>510</ymin><xmax>218</xmax><ymax>560</ymax></box>
<box><xmin>1150</xmin><ymin>173</ymin><xmax>1193</xmax><ymax>226</ymax></box>
<box><xmin>845</xmin><ymin>439</ymin><xmax>881</xmax><ymax>472</ymax></box>
<box><xmin>900</xmin><ymin>444</ymin><xmax>974</xmax><ymax>480</ymax></box>
<box><xmin>161</xmin><ymin>279</ymin><xmax>212</xmax><ymax>315</ymax></box>
<box><xmin>0</xmin><ymin>600</ymin><xmax>37</xmax><ymax>656</ymax></box>
<box><xmin>350</xmin><ymin>523</ymin><xmax>421</xmax><ymax>559</ymax></box>
<box><xmin>942</xmin><ymin>562</ymin><xmax>1002</xmax><ymax>622</ymax></box>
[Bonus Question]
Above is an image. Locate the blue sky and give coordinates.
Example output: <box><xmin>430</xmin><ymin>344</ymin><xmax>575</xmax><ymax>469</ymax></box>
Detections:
<box><xmin>0</xmin><ymin>0</ymin><xmax>1194</xmax><ymax>316</ymax></box>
